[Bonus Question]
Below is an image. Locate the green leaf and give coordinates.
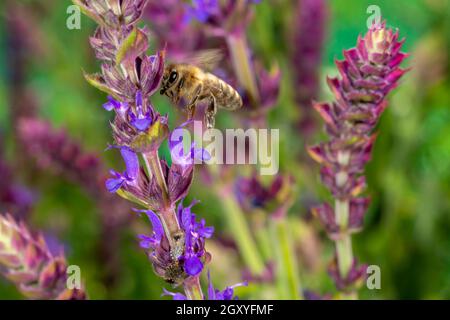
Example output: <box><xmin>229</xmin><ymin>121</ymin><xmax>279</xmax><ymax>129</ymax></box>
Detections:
<box><xmin>83</xmin><ymin>71</ymin><xmax>120</xmax><ymax>99</ymax></box>
<box><xmin>72</xmin><ymin>0</ymin><xmax>105</xmax><ymax>26</ymax></box>
<box><xmin>115</xmin><ymin>27</ymin><xmax>149</xmax><ymax>65</ymax></box>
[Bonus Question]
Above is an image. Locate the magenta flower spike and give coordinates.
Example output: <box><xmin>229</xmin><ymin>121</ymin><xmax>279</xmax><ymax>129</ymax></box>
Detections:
<box><xmin>308</xmin><ymin>22</ymin><xmax>409</xmax><ymax>295</ymax></box>
<box><xmin>292</xmin><ymin>0</ymin><xmax>328</xmax><ymax>137</ymax></box>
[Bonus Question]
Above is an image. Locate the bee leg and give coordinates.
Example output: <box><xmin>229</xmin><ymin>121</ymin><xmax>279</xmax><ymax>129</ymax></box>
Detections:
<box><xmin>186</xmin><ymin>84</ymin><xmax>202</xmax><ymax>120</ymax></box>
<box><xmin>205</xmin><ymin>93</ymin><xmax>217</xmax><ymax>129</ymax></box>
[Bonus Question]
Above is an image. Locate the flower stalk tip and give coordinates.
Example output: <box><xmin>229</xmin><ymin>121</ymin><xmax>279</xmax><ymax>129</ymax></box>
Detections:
<box><xmin>309</xmin><ymin>21</ymin><xmax>408</xmax><ymax>294</ymax></box>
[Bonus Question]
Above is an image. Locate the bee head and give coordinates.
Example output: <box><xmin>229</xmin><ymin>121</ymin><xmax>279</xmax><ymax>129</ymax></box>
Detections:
<box><xmin>160</xmin><ymin>66</ymin><xmax>179</xmax><ymax>95</ymax></box>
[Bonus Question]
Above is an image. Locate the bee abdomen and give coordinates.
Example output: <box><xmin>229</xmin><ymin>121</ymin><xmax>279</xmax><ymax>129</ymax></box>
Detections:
<box><xmin>207</xmin><ymin>75</ymin><xmax>243</xmax><ymax>111</ymax></box>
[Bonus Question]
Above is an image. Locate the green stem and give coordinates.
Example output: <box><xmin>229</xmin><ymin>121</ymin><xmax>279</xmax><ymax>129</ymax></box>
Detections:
<box><xmin>271</xmin><ymin>218</ymin><xmax>303</xmax><ymax>300</ymax></box>
<box><xmin>216</xmin><ymin>184</ymin><xmax>265</xmax><ymax>275</ymax></box>
<box><xmin>143</xmin><ymin>152</ymin><xmax>181</xmax><ymax>248</ymax></box>
<box><xmin>335</xmin><ymin>199</ymin><xmax>354</xmax><ymax>281</ymax></box>
<box><xmin>183</xmin><ymin>277</ymin><xmax>204</xmax><ymax>300</ymax></box>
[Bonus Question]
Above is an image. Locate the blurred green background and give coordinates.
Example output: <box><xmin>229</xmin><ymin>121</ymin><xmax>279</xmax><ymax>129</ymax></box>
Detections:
<box><xmin>0</xmin><ymin>0</ymin><xmax>449</xmax><ymax>299</ymax></box>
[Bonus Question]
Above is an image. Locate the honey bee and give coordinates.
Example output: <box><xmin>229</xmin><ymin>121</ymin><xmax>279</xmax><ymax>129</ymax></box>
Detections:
<box><xmin>160</xmin><ymin>50</ymin><xmax>243</xmax><ymax>128</ymax></box>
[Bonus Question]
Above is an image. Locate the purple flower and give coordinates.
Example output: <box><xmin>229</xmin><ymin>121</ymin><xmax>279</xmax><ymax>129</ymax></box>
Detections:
<box><xmin>105</xmin><ymin>146</ymin><xmax>139</xmax><ymax>193</ymax></box>
<box><xmin>185</xmin><ymin>0</ymin><xmax>220</xmax><ymax>23</ymax></box>
<box><xmin>135</xmin><ymin>209</ymin><xmax>164</xmax><ymax>249</ymax></box>
<box><xmin>177</xmin><ymin>200</ymin><xmax>214</xmax><ymax>276</ymax></box>
<box><xmin>292</xmin><ymin>0</ymin><xmax>328</xmax><ymax>137</ymax></box>
<box><xmin>103</xmin><ymin>95</ymin><xmax>128</xmax><ymax>113</ymax></box>
<box><xmin>162</xmin><ymin>288</ymin><xmax>188</xmax><ymax>300</ymax></box>
<box><xmin>128</xmin><ymin>91</ymin><xmax>153</xmax><ymax>131</ymax></box>
<box><xmin>234</xmin><ymin>173</ymin><xmax>294</xmax><ymax>217</ymax></box>
<box><xmin>169</xmin><ymin>122</ymin><xmax>211</xmax><ymax>170</ymax></box>
<box><xmin>184</xmin><ymin>0</ymin><xmax>259</xmax><ymax>36</ymax></box>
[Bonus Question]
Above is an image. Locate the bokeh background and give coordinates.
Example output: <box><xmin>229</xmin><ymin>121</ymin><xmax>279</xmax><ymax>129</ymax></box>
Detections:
<box><xmin>0</xmin><ymin>0</ymin><xmax>449</xmax><ymax>299</ymax></box>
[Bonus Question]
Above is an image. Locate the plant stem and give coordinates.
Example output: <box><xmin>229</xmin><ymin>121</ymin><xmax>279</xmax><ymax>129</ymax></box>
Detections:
<box><xmin>143</xmin><ymin>152</ymin><xmax>181</xmax><ymax>248</ymax></box>
<box><xmin>335</xmin><ymin>199</ymin><xmax>353</xmax><ymax>279</ymax></box>
<box><xmin>184</xmin><ymin>276</ymin><xmax>204</xmax><ymax>300</ymax></box>
<box><xmin>226</xmin><ymin>33</ymin><xmax>259</xmax><ymax>108</ymax></box>
<box><xmin>216</xmin><ymin>184</ymin><xmax>265</xmax><ymax>276</ymax></box>
<box><xmin>271</xmin><ymin>217</ymin><xmax>303</xmax><ymax>299</ymax></box>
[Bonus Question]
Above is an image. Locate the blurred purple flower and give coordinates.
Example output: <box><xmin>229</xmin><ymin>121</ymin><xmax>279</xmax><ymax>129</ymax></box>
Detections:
<box><xmin>185</xmin><ymin>0</ymin><xmax>259</xmax><ymax>36</ymax></box>
<box><xmin>292</xmin><ymin>0</ymin><xmax>328</xmax><ymax>137</ymax></box>
<box><xmin>0</xmin><ymin>214</ymin><xmax>86</xmax><ymax>299</ymax></box>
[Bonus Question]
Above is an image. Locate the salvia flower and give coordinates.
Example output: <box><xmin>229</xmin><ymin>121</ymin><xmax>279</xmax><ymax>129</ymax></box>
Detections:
<box><xmin>107</xmin><ymin>141</ymin><xmax>197</xmax><ymax>211</ymax></box>
<box><xmin>292</xmin><ymin>0</ymin><xmax>328</xmax><ymax>136</ymax></box>
<box><xmin>234</xmin><ymin>173</ymin><xmax>294</xmax><ymax>217</ymax></box>
<box><xmin>0</xmin><ymin>214</ymin><xmax>86</xmax><ymax>299</ymax></box>
<box><xmin>169</xmin><ymin>121</ymin><xmax>211</xmax><ymax>172</ymax></box>
<box><xmin>106</xmin><ymin>70</ymin><xmax>169</xmax><ymax>154</ymax></box>
<box><xmin>308</xmin><ymin>22</ymin><xmax>408</xmax><ymax>291</ymax></box>
<box><xmin>162</xmin><ymin>270</ymin><xmax>247</xmax><ymax>300</ymax></box>
<box><xmin>137</xmin><ymin>200</ymin><xmax>213</xmax><ymax>283</ymax></box>
<box><xmin>185</xmin><ymin>0</ymin><xmax>259</xmax><ymax>36</ymax></box>
<box><xmin>0</xmin><ymin>146</ymin><xmax>34</xmax><ymax>217</ymax></box>
<box><xmin>78</xmin><ymin>0</ymin><xmax>223</xmax><ymax>299</ymax></box>
<box><xmin>144</xmin><ymin>0</ymin><xmax>207</xmax><ymax>62</ymax></box>
<box><xmin>18</xmin><ymin>118</ymin><xmax>103</xmax><ymax>193</ymax></box>
<box><xmin>176</xmin><ymin>200</ymin><xmax>214</xmax><ymax>276</ymax></box>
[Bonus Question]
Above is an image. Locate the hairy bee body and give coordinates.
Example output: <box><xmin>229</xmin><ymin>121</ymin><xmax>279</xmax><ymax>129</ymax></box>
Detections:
<box><xmin>200</xmin><ymin>71</ymin><xmax>243</xmax><ymax>111</ymax></box>
<box><xmin>160</xmin><ymin>62</ymin><xmax>243</xmax><ymax>128</ymax></box>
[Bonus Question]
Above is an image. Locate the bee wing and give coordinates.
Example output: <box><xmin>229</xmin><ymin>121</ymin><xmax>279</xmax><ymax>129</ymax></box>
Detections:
<box><xmin>185</xmin><ymin>49</ymin><xmax>224</xmax><ymax>71</ymax></box>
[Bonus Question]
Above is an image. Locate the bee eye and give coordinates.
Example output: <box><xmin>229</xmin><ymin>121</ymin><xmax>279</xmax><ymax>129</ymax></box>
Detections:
<box><xmin>169</xmin><ymin>70</ymin><xmax>178</xmax><ymax>83</ymax></box>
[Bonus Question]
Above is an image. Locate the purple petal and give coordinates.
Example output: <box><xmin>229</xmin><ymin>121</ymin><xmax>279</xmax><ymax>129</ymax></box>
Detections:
<box><xmin>207</xmin><ymin>270</ymin><xmax>216</xmax><ymax>300</ymax></box>
<box><xmin>103</xmin><ymin>96</ymin><xmax>120</xmax><ymax>111</ymax></box>
<box><xmin>135</xmin><ymin>91</ymin><xmax>143</xmax><ymax>107</ymax></box>
<box><xmin>120</xmin><ymin>147</ymin><xmax>139</xmax><ymax>180</ymax></box>
<box><xmin>130</xmin><ymin>115</ymin><xmax>153</xmax><ymax>131</ymax></box>
<box><xmin>105</xmin><ymin>176</ymin><xmax>125</xmax><ymax>193</ymax></box>
<box><xmin>138</xmin><ymin>234</ymin><xmax>154</xmax><ymax>249</ymax></box>
<box><xmin>184</xmin><ymin>256</ymin><xmax>203</xmax><ymax>276</ymax></box>
<box><xmin>162</xmin><ymin>288</ymin><xmax>187</xmax><ymax>300</ymax></box>
<box><xmin>198</xmin><ymin>221</ymin><xmax>214</xmax><ymax>238</ymax></box>
<box><xmin>133</xmin><ymin>209</ymin><xmax>164</xmax><ymax>242</ymax></box>
<box><xmin>145</xmin><ymin>210</ymin><xmax>164</xmax><ymax>241</ymax></box>
<box><xmin>192</xmin><ymin>146</ymin><xmax>211</xmax><ymax>162</ymax></box>
<box><xmin>181</xmin><ymin>206</ymin><xmax>193</xmax><ymax>231</ymax></box>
